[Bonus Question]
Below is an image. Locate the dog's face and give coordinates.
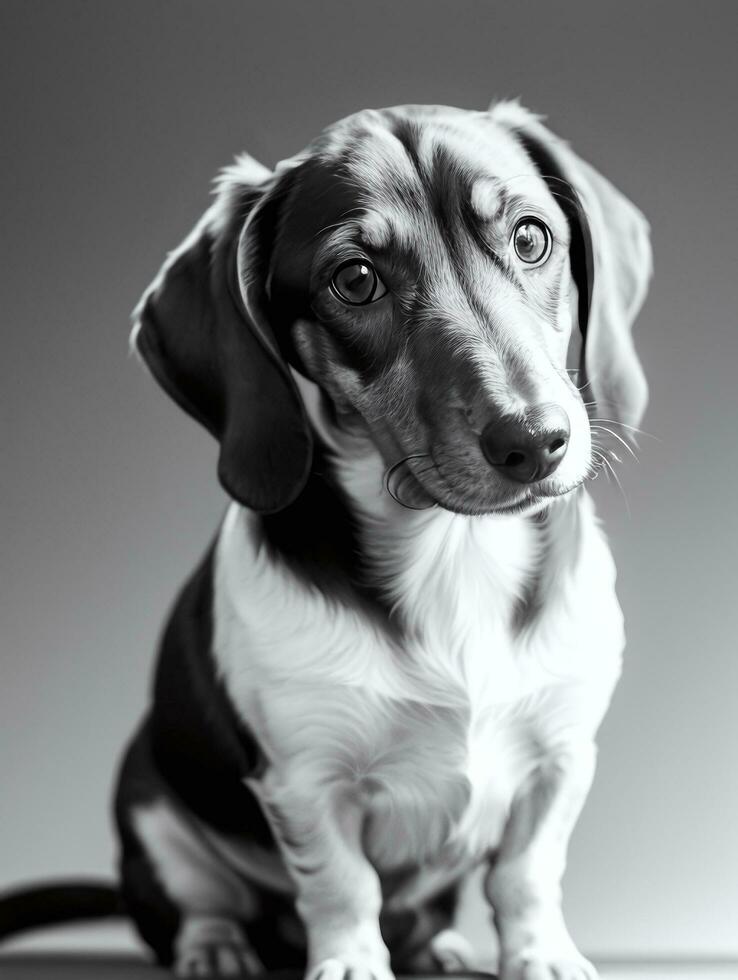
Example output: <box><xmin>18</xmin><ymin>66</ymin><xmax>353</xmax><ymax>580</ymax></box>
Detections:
<box><xmin>133</xmin><ymin>102</ymin><xmax>651</xmax><ymax>515</ymax></box>
<box><xmin>269</xmin><ymin>107</ymin><xmax>592</xmax><ymax>515</ymax></box>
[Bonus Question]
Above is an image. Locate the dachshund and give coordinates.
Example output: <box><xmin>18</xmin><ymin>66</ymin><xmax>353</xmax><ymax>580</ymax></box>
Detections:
<box><xmin>0</xmin><ymin>101</ymin><xmax>651</xmax><ymax>980</ymax></box>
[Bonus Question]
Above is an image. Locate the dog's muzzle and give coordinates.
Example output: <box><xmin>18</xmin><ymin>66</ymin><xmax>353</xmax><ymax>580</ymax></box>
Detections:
<box><xmin>480</xmin><ymin>403</ymin><xmax>570</xmax><ymax>484</ymax></box>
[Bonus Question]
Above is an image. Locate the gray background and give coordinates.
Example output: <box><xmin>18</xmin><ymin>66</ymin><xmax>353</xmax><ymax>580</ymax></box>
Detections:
<box><xmin>2</xmin><ymin>0</ymin><xmax>737</xmax><ymax>960</ymax></box>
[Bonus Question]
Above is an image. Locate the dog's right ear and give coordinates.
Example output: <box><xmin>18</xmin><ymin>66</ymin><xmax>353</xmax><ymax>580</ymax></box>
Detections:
<box><xmin>131</xmin><ymin>155</ymin><xmax>313</xmax><ymax>513</ymax></box>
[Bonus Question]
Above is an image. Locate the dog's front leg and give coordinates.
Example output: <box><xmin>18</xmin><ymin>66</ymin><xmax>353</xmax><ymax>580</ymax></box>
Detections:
<box><xmin>484</xmin><ymin>743</ymin><xmax>598</xmax><ymax>980</ymax></box>
<box><xmin>258</xmin><ymin>777</ymin><xmax>393</xmax><ymax>980</ymax></box>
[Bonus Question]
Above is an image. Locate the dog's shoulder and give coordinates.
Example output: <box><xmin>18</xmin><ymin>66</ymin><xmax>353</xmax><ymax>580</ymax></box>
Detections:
<box><xmin>147</xmin><ymin>541</ymin><xmax>272</xmax><ymax>841</ymax></box>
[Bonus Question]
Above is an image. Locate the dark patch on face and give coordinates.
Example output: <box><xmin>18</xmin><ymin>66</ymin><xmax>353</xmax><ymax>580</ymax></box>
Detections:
<box><xmin>267</xmin><ymin>160</ymin><xmax>356</xmax><ymax>368</ymax></box>
<box><xmin>267</xmin><ymin>158</ymin><xmax>404</xmax><ymax>385</ymax></box>
<box><xmin>303</xmin><ymin>298</ymin><xmax>403</xmax><ymax>390</ymax></box>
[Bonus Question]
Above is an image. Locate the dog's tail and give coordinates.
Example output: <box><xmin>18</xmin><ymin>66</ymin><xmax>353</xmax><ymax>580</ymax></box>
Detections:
<box><xmin>0</xmin><ymin>879</ymin><xmax>125</xmax><ymax>942</ymax></box>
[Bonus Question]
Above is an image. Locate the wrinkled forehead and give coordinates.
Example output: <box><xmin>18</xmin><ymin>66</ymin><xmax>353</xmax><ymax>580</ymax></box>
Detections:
<box><xmin>272</xmin><ymin>107</ymin><xmax>560</xmax><ymax>286</ymax></box>
<box><xmin>320</xmin><ymin>107</ymin><xmax>554</xmax><ymax>237</ymax></box>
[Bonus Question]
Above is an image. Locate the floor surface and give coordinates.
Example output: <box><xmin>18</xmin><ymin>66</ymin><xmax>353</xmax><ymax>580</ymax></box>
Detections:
<box><xmin>1</xmin><ymin>925</ymin><xmax>736</xmax><ymax>980</ymax></box>
<box><xmin>1</xmin><ymin>954</ymin><xmax>737</xmax><ymax>980</ymax></box>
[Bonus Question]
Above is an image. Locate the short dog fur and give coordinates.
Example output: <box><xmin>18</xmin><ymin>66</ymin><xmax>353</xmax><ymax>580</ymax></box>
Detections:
<box><xmin>116</xmin><ymin>101</ymin><xmax>651</xmax><ymax>980</ymax></box>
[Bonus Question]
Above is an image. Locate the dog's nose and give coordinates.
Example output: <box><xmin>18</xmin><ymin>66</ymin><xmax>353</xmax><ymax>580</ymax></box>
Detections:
<box><xmin>480</xmin><ymin>404</ymin><xmax>570</xmax><ymax>484</ymax></box>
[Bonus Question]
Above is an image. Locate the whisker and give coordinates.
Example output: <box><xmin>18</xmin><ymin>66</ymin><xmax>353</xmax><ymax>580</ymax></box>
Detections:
<box><xmin>604</xmin><ymin>456</ymin><xmax>631</xmax><ymax>517</ymax></box>
<box><xmin>599</xmin><ymin>456</ymin><xmax>612</xmax><ymax>483</ymax></box>
<box><xmin>588</xmin><ymin>416</ymin><xmax>661</xmax><ymax>442</ymax></box>
<box><xmin>589</xmin><ymin>416</ymin><xmax>650</xmax><ymax>435</ymax></box>
<box><xmin>590</xmin><ymin>425</ymin><xmax>639</xmax><ymax>461</ymax></box>
<box><xmin>589</xmin><ymin>447</ymin><xmax>609</xmax><ymax>480</ymax></box>
<box><xmin>592</xmin><ymin>442</ymin><xmax>632</xmax><ymax>516</ymax></box>
<box><xmin>588</xmin><ymin>418</ymin><xmax>660</xmax><ymax>455</ymax></box>
<box><xmin>564</xmin><ymin>368</ymin><xmax>592</xmax><ymax>394</ymax></box>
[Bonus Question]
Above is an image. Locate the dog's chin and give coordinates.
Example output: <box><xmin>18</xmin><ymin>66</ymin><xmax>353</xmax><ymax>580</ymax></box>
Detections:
<box><xmin>435</xmin><ymin>493</ymin><xmax>553</xmax><ymax>518</ymax></box>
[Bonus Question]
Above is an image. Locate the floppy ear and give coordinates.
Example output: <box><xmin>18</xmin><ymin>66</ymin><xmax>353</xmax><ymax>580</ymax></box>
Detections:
<box><xmin>131</xmin><ymin>154</ymin><xmax>313</xmax><ymax>513</ymax></box>
<box><xmin>491</xmin><ymin>101</ymin><xmax>652</xmax><ymax>430</ymax></box>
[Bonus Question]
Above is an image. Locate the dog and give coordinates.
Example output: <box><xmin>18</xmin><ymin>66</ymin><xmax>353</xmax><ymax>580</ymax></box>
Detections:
<box><xmin>111</xmin><ymin>101</ymin><xmax>651</xmax><ymax>980</ymax></box>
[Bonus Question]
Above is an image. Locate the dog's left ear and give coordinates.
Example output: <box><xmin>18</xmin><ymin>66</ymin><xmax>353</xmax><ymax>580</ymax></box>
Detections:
<box><xmin>131</xmin><ymin>155</ymin><xmax>313</xmax><ymax>513</ymax></box>
<box><xmin>491</xmin><ymin>101</ymin><xmax>652</xmax><ymax>430</ymax></box>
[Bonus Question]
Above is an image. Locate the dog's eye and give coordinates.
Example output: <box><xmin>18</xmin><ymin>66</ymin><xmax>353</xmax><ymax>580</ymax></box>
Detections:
<box><xmin>331</xmin><ymin>260</ymin><xmax>387</xmax><ymax>306</ymax></box>
<box><xmin>512</xmin><ymin>218</ymin><xmax>552</xmax><ymax>266</ymax></box>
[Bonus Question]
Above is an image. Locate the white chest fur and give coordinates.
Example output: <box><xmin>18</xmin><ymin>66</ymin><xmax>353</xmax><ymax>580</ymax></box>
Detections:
<box><xmin>212</xmin><ymin>484</ymin><xmax>624</xmax><ymax>873</ymax></box>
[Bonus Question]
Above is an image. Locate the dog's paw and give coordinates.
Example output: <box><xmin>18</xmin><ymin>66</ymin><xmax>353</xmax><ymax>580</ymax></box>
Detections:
<box><xmin>174</xmin><ymin>915</ymin><xmax>262</xmax><ymax>977</ymax></box>
<box><xmin>306</xmin><ymin>956</ymin><xmax>395</xmax><ymax>980</ymax></box>
<box><xmin>500</xmin><ymin>948</ymin><xmax>597</xmax><ymax>980</ymax></box>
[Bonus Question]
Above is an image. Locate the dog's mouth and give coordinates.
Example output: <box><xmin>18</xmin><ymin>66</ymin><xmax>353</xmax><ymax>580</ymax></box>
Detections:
<box><xmin>385</xmin><ymin>453</ymin><xmax>586</xmax><ymax>516</ymax></box>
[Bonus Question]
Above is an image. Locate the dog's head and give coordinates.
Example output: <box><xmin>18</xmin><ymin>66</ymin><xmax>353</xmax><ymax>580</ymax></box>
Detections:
<box><xmin>132</xmin><ymin>102</ymin><xmax>651</xmax><ymax>515</ymax></box>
